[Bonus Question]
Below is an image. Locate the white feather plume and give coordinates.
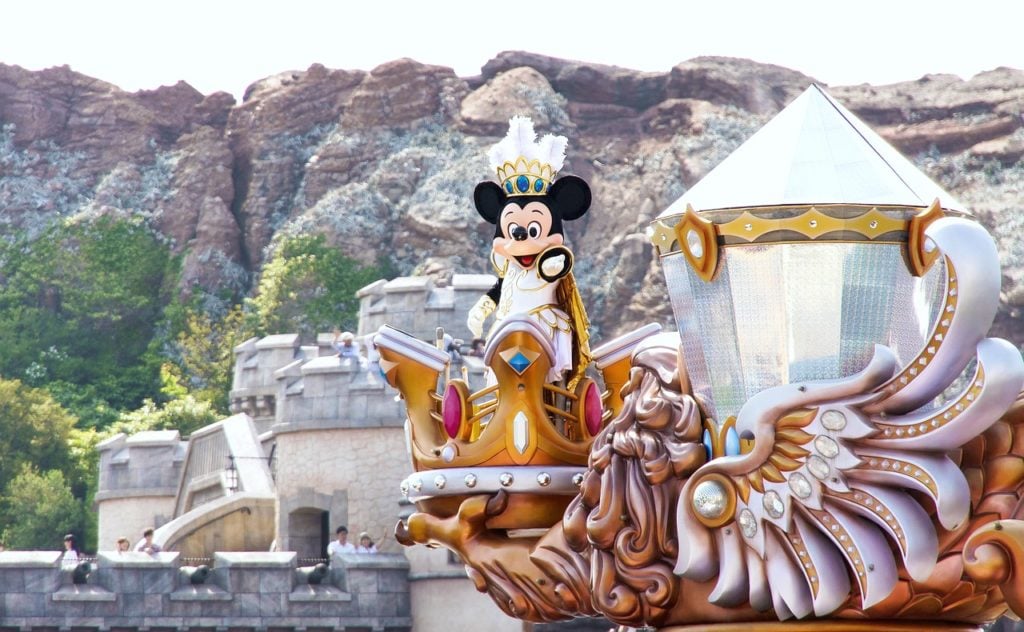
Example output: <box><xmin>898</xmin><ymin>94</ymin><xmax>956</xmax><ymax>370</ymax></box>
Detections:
<box><xmin>511</xmin><ymin>115</ymin><xmax>536</xmax><ymax>155</ymax></box>
<box><xmin>536</xmin><ymin>134</ymin><xmax>567</xmax><ymax>172</ymax></box>
<box><xmin>487</xmin><ymin>116</ymin><xmax>568</xmax><ymax>172</ymax></box>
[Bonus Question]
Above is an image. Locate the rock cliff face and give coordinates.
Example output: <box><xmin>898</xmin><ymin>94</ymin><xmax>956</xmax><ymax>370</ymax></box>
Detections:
<box><xmin>1</xmin><ymin>53</ymin><xmax>1022</xmax><ymax>344</ymax></box>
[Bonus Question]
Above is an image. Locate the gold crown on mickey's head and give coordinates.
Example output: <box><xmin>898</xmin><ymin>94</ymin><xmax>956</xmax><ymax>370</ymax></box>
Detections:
<box><xmin>497</xmin><ymin>157</ymin><xmax>556</xmax><ymax>196</ymax></box>
<box><xmin>488</xmin><ymin>115</ymin><xmax>568</xmax><ymax>197</ymax></box>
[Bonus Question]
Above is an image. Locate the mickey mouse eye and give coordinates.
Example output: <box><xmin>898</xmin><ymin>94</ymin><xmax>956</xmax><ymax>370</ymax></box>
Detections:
<box><xmin>527</xmin><ymin>222</ymin><xmax>542</xmax><ymax>239</ymax></box>
<box><xmin>507</xmin><ymin>222</ymin><xmax>521</xmax><ymax>236</ymax></box>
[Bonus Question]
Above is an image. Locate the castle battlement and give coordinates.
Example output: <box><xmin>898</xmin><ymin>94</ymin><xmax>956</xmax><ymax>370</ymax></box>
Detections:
<box><xmin>0</xmin><ymin>551</ymin><xmax>410</xmax><ymax>631</ymax></box>
<box><xmin>357</xmin><ymin>274</ymin><xmax>496</xmax><ymax>343</ymax></box>
<box><xmin>96</xmin><ymin>430</ymin><xmax>186</xmax><ymax>502</ymax></box>
<box><xmin>230</xmin><ymin>333</ymin><xmax>312</xmax><ymax>427</ymax></box>
<box><xmin>100</xmin><ymin>276</ymin><xmax>490</xmax><ymax>553</ymax></box>
<box><xmin>224</xmin><ymin>275</ymin><xmax>494</xmax><ymax>436</ymax></box>
<box><xmin>272</xmin><ymin>355</ymin><xmax>404</xmax><ymax>433</ymax></box>
<box><xmin>93</xmin><ymin>275</ymin><xmax>510</xmax><ymax>632</ymax></box>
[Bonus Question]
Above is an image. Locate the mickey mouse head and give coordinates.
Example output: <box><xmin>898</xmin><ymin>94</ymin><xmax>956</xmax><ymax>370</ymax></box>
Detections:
<box><xmin>473</xmin><ymin>175</ymin><xmax>591</xmax><ymax>275</ymax></box>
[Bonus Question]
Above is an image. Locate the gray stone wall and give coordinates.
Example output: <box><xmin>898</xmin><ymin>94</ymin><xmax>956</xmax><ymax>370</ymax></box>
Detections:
<box><xmin>90</xmin><ymin>275</ymin><xmax>504</xmax><ymax>630</ymax></box>
<box><xmin>357</xmin><ymin>274</ymin><xmax>496</xmax><ymax>343</ymax></box>
<box><xmin>230</xmin><ymin>334</ymin><xmax>309</xmax><ymax>430</ymax></box>
<box><xmin>96</xmin><ymin>431</ymin><xmax>185</xmax><ymax>502</ymax></box>
<box><xmin>95</xmin><ymin>431</ymin><xmax>185</xmax><ymax>549</ymax></box>
<box><xmin>220</xmin><ymin>275</ymin><xmax>496</xmax><ymax>440</ymax></box>
<box><xmin>273</xmin><ymin>356</ymin><xmax>404</xmax><ymax>433</ymax></box>
<box><xmin>0</xmin><ymin>551</ymin><xmax>410</xmax><ymax>632</ymax></box>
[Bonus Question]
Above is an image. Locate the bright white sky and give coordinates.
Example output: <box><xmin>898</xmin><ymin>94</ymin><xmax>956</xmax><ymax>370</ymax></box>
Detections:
<box><xmin>3</xmin><ymin>0</ymin><xmax>1023</xmax><ymax>101</ymax></box>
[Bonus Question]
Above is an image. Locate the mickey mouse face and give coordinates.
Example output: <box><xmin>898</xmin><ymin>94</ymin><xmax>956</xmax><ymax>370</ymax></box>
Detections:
<box><xmin>474</xmin><ymin>175</ymin><xmax>592</xmax><ymax>267</ymax></box>
<box><xmin>496</xmin><ymin>200</ymin><xmax>563</xmax><ymax>264</ymax></box>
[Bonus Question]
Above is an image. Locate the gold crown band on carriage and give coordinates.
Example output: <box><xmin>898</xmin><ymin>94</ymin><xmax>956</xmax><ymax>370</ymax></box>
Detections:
<box><xmin>649</xmin><ymin>200</ymin><xmax>953</xmax><ymax>281</ymax></box>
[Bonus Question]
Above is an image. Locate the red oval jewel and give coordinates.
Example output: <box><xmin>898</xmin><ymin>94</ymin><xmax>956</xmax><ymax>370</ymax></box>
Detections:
<box><xmin>584</xmin><ymin>382</ymin><xmax>603</xmax><ymax>436</ymax></box>
<box><xmin>442</xmin><ymin>384</ymin><xmax>462</xmax><ymax>439</ymax></box>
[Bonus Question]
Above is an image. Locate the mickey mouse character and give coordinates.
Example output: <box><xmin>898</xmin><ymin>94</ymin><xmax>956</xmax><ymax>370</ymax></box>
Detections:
<box><xmin>467</xmin><ymin>117</ymin><xmax>591</xmax><ymax>386</ymax></box>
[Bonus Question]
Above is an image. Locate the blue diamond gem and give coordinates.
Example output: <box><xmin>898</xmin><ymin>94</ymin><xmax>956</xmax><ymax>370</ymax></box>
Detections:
<box><xmin>505</xmin><ymin>181</ymin><xmax>514</xmax><ymax>193</ymax></box>
<box><xmin>507</xmin><ymin>351</ymin><xmax>531</xmax><ymax>373</ymax></box>
<box><xmin>516</xmin><ymin>175</ymin><xmax>530</xmax><ymax>193</ymax></box>
<box><xmin>533</xmin><ymin>178</ymin><xmax>544</xmax><ymax>192</ymax></box>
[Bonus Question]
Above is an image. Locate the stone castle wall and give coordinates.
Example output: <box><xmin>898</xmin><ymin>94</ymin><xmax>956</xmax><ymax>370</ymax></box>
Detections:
<box><xmin>95</xmin><ymin>431</ymin><xmax>184</xmax><ymax>550</ymax></box>
<box><xmin>97</xmin><ymin>275</ymin><xmax>493</xmax><ymax>556</ymax></box>
<box><xmin>357</xmin><ymin>274</ymin><xmax>495</xmax><ymax>343</ymax></box>
<box><xmin>273</xmin><ymin>427</ymin><xmax>409</xmax><ymax>558</ymax></box>
<box><xmin>0</xmin><ymin>551</ymin><xmax>410</xmax><ymax>632</ymax></box>
<box><xmin>91</xmin><ymin>275</ymin><xmax>513</xmax><ymax>631</ymax></box>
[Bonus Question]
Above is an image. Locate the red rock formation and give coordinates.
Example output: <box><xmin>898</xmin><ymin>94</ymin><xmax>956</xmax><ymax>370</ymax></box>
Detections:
<box><xmin>0</xmin><ymin>54</ymin><xmax>1021</xmax><ymax>344</ymax></box>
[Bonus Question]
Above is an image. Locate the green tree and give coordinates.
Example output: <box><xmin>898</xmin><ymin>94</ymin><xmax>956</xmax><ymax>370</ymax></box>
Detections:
<box><xmin>0</xmin><ymin>377</ymin><xmax>76</xmax><ymax>484</ymax></box>
<box><xmin>170</xmin><ymin>234</ymin><xmax>387</xmax><ymax>413</ymax></box>
<box><xmin>0</xmin><ymin>215</ymin><xmax>176</xmax><ymax>424</ymax></box>
<box><xmin>110</xmin><ymin>394</ymin><xmax>219</xmax><ymax>438</ymax></box>
<box><xmin>0</xmin><ymin>377</ymin><xmax>91</xmax><ymax>549</ymax></box>
<box><xmin>174</xmin><ymin>306</ymin><xmax>249</xmax><ymax>414</ymax></box>
<box><xmin>1</xmin><ymin>466</ymin><xmax>82</xmax><ymax>550</ymax></box>
<box><xmin>247</xmin><ymin>234</ymin><xmax>382</xmax><ymax>337</ymax></box>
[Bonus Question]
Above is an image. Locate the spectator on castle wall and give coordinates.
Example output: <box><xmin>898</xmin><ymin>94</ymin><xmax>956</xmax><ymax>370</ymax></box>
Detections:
<box><xmin>356</xmin><ymin>532</ymin><xmax>378</xmax><ymax>554</ymax></box>
<box><xmin>333</xmin><ymin>329</ymin><xmax>361</xmax><ymax>362</ymax></box>
<box><xmin>327</xmin><ymin>525</ymin><xmax>356</xmax><ymax>561</ymax></box>
<box><xmin>61</xmin><ymin>534</ymin><xmax>80</xmax><ymax>569</ymax></box>
<box><xmin>136</xmin><ymin>528</ymin><xmax>161</xmax><ymax>555</ymax></box>
<box><xmin>116</xmin><ymin>536</ymin><xmax>131</xmax><ymax>553</ymax></box>
<box><xmin>468</xmin><ymin>338</ymin><xmax>486</xmax><ymax>357</ymax></box>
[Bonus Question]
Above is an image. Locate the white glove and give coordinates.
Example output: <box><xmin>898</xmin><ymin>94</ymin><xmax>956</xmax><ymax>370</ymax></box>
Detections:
<box><xmin>467</xmin><ymin>296</ymin><xmax>496</xmax><ymax>339</ymax></box>
<box><xmin>541</xmin><ymin>254</ymin><xmax>566</xmax><ymax>278</ymax></box>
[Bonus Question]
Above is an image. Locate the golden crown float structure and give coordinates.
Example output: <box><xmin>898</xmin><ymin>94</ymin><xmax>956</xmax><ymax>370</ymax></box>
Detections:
<box><xmin>373</xmin><ymin>90</ymin><xmax>1024</xmax><ymax>632</ymax></box>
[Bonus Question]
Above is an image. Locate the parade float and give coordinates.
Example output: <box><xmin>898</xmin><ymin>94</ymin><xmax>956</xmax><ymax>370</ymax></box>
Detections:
<box><xmin>373</xmin><ymin>85</ymin><xmax>1024</xmax><ymax>631</ymax></box>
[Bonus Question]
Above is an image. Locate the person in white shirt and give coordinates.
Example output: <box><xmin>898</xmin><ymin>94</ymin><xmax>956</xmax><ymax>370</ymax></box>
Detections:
<box><xmin>61</xmin><ymin>534</ymin><xmax>80</xmax><ymax>569</ymax></box>
<box><xmin>356</xmin><ymin>532</ymin><xmax>378</xmax><ymax>554</ymax></box>
<box><xmin>326</xmin><ymin>525</ymin><xmax>356</xmax><ymax>561</ymax></box>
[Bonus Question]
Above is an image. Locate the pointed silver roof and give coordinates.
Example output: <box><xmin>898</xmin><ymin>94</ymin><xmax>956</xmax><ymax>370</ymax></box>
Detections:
<box><xmin>659</xmin><ymin>85</ymin><xmax>965</xmax><ymax>218</ymax></box>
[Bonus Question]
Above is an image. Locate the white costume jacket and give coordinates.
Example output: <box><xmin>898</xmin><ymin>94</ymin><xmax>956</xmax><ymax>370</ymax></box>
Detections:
<box><xmin>491</xmin><ymin>252</ymin><xmax>573</xmax><ymax>383</ymax></box>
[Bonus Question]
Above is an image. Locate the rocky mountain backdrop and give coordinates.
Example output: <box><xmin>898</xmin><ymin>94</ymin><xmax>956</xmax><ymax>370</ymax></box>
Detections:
<box><xmin>1</xmin><ymin>52</ymin><xmax>1022</xmax><ymax>345</ymax></box>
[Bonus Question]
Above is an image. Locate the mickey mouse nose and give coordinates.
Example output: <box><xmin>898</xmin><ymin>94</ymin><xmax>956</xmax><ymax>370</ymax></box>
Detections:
<box><xmin>511</xmin><ymin>226</ymin><xmax>528</xmax><ymax>241</ymax></box>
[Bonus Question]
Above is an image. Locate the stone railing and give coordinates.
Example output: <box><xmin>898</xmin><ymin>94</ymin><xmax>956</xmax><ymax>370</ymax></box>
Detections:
<box><xmin>156</xmin><ymin>414</ymin><xmax>276</xmax><ymax>556</ymax></box>
<box><xmin>0</xmin><ymin>551</ymin><xmax>410</xmax><ymax>631</ymax></box>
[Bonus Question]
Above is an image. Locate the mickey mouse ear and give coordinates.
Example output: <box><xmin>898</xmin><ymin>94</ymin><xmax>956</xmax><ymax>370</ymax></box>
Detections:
<box><xmin>549</xmin><ymin>176</ymin><xmax>591</xmax><ymax>221</ymax></box>
<box><xmin>474</xmin><ymin>182</ymin><xmax>505</xmax><ymax>224</ymax></box>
